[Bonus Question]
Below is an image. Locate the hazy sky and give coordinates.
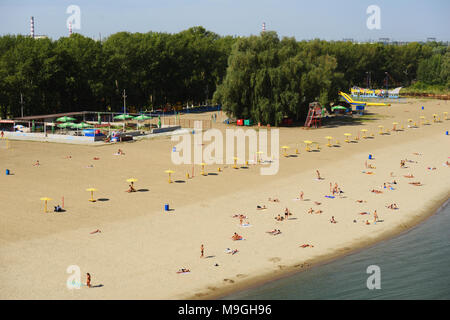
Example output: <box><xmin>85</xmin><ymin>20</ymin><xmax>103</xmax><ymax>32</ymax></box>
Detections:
<box><xmin>0</xmin><ymin>0</ymin><xmax>449</xmax><ymax>41</ymax></box>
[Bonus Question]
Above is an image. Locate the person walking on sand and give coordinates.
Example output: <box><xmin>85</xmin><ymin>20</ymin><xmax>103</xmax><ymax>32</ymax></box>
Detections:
<box><xmin>200</xmin><ymin>244</ymin><xmax>204</xmax><ymax>258</ymax></box>
<box><xmin>86</xmin><ymin>273</ymin><xmax>91</xmax><ymax>288</ymax></box>
<box><xmin>299</xmin><ymin>191</ymin><xmax>304</xmax><ymax>201</ymax></box>
<box><xmin>316</xmin><ymin>170</ymin><xmax>322</xmax><ymax>180</ymax></box>
<box><xmin>330</xmin><ymin>182</ymin><xmax>332</xmax><ymax>193</ymax></box>
<box><xmin>374</xmin><ymin>210</ymin><xmax>378</xmax><ymax>223</ymax></box>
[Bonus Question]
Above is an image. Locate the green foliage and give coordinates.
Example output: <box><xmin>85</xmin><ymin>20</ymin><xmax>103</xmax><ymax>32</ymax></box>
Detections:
<box><xmin>0</xmin><ymin>28</ymin><xmax>235</xmax><ymax>118</ymax></box>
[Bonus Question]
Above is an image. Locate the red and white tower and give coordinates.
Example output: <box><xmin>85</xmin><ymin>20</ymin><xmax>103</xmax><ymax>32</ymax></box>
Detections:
<box><xmin>262</xmin><ymin>22</ymin><xmax>266</xmax><ymax>33</ymax></box>
<box><xmin>30</xmin><ymin>16</ymin><xmax>35</xmax><ymax>38</ymax></box>
<box><xmin>69</xmin><ymin>21</ymin><xmax>72</xmax><ymax>36</ymax></box>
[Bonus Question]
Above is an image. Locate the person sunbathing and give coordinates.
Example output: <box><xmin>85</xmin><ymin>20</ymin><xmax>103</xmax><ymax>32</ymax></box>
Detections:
<box><xmin>231</xmin><ymin>232</ymin><xmax>243</xmax><ymax>240</ymax></box>
<box><xmin>404</xmin><ymin>174</ymin><xmax>414</xmax><ymax>178</ymax></box>
<box><xmin>268</xmin><ymin>197</ymin><xmax>280</xmax><ymax>202</ymax></box>
<box><xmin>330</xmin><ymin>216</ymin><xmax>337</xmax><ymax>224</ymax></box>
<box><xmin>307</xmin><ymin>208</ymin><xmax>314</xmax><ymax>214</ymax></box>
<box><xmin>314</xmin><ymin>201</ymin><xmax>321</xmax><ymax>205</ymax></box>
<box><xmin>371</xmin><ymin>189</ymin><xmax>383</xmax><ymax>194</ymax></box>
<box><xmin>427</xmin><ymin>166</ymin><xmax>436</xmax><ymax>170</ymax></box>
<box><xmin>400</xmin><ymin>160</ymin><xmax>406</xmax><ymax>168</ymax></box>
<box><xmin>274</xmin><ymin>214</ymin><xmax>284</xmax><ymax>221</ymax></box>
<box><xmin>93</xmin><ymin>157</ymin><xmax>100</xmax><ymax>160</ymax></box>
<box><xmin>413</xmin><ymin>152</ymin><xmax>422</xmax><ymax>156</ymax></box>
<box><xmin>225</xmin><ymin>248</ymin><xmax>238</xmax><ymax>255</ymax></box>
<box><xmin>64</xmin><ymin>155</ymin><xmax>72</xmax><ymax>159</ymax></box>
<box><xmin>33</xmin><ymin>160</ymin><xmax>40</xmax><ymax>166</ymax></box>
<box><xmin>409</xmin><ymin>181</ymin><xmax>423</xmax><ymax>186</ymax></box>
<box><xmin>54</xmin><ymin>205</ymin><xmax>62</xmax><ymax>212</ymax></box>
<box><xmin>257</xmin><ymin>205</ymin><xmax>267</xmax><ymax>210</ymax></box>
<box><xmin>356</xmin><ymin>200</ymin><xmax>366</xmax><ymax>203</ymax></box>
<box><xmin>177</xmin><ymin>268</ymin><xmax>190</xmax><ymax>273</ymax></box>
<box><xmin>232</xmin><ymin>214</ymin><xmax>247</xmax><ymax>219</ymax></box>
<box><xmin>126</xmin><ymin>184</ymin><xmax>136</xmax><ymax>192</ymax></box>
<box><xmin>315</xmin><ymin>210</ymin><xmax>323</xmax><ymax>214</ymax></box>
<box><xmin>359</xmin><ymin>212</ymin><xmax>370</xmax><ymax>215</ymax></box>
<box><xmin>365</xmin><ymin>220</ymin><xmax>371</xmax><ymax>225</ymax></box>
<box><xmin>117</xmin><ymin>149</ymin><xmax>124</xmax><ymax>155</ymax></box>
<box><xmin>368</xmin><ymin>164</ymin><xmax>376</xmax><ymax>169</ymax></box>
<box><xmin>386</xmin><ymin>203</ymin><xmax>399</xmax><ymax>209</ymax></box>
<box><xmin>299</xmin><ymin>244</ymin><xmax>314</xmax><ymax>248</ymax></box>
<box><xmin>90</xmin><ymin>229</ymin><xmax>101</xmax><ymax>234</ymax></box>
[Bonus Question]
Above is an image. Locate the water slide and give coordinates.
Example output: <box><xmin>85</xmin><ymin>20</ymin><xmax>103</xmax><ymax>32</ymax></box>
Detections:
<box><xmin>339</xmin><ymin>92</ymin><xmax>391</xmax><ymax>106</ymax></box>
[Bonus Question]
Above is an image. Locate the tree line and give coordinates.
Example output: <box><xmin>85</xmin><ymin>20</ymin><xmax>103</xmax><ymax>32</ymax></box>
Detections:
<box><xmin>214</xmin><ymin>32</ymin><xmax>449</xmax><ymax>125</ymax></box>
<box><xmin>0</xmin><ymin>27</ymin><xmax>448</xmax><ymax>124</ymax></box>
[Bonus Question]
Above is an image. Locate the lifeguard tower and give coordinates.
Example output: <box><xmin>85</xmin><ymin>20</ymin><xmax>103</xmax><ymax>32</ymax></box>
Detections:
<box><xmin>304</xmin><ymin>102</ymin><xmax>323</xmax><ymax>128</ymax></box>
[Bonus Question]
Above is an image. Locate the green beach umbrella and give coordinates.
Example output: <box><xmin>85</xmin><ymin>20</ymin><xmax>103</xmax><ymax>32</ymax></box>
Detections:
<box><xmin>113</xmin><ymin>114</ymin><xmax>133</xmax><ymax>120</ymax></box>
<box><xmin>56</xmin><ymin>116</ymin><xmax>76</xmax><ymax>122</ymax></box>
<box><xmin>73</xmin><ymin>122</ymin><xmax>93</xmax><ymax>129</ymax></box>
<box><xmin>57</xmin><ymin>122</ymin><xmax>75</xmax><ymax>128</ymax></box>
<box><xmin>133</xmin><ymin>114</ymin><xmax>152</xmax><ymax>121</ymax></box>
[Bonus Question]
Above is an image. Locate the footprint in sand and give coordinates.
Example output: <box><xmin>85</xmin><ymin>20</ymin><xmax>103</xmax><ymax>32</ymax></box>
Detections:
<box><xmin>236</xmin><ymin>274</ymin><xmax>247</xmax><ymax>278</ymax></box>
<box><xmin>269</xmin><ymin>257</ymin><xmax>281</xmax><ymax>263</ymax></box>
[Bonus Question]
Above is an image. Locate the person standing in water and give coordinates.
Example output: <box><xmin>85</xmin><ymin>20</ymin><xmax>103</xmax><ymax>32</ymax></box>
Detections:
<box><xmin>200</xmin><ymin>244</ymin><xmax>204</xmax><ymax>258</ymax></box>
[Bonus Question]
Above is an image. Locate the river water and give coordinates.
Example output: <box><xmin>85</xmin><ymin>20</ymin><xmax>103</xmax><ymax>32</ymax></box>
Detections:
<box><xmin>224</xmin><ymin>201</ymin><xmax>450</xmax><ymax>300</ymax></box>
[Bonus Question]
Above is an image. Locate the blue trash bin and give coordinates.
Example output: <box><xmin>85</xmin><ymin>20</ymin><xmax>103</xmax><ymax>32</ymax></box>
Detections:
<box><xmin>6</xmin><ymin>169</ymin><xmax>10</xmax><ymax>175</ymax></box>
<box><xmin>368</xmin><ymin>154</ymin><xmax>372</xmax><ymax>160</ymax></box>
<box><xmin>164</xmin><ymin>204</ymin><xmax>169</xmax><ymax>211</ymax></box>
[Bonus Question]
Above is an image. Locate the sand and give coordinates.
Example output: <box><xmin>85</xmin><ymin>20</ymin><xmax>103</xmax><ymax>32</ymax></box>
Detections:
<box><xmin>0</xmin><ymin>99</ymin><xmax>449</xmax><ymax>299</ymax></box>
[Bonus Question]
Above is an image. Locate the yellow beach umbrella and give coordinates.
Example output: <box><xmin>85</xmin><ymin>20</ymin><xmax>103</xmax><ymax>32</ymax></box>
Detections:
<box><xmin>281</xmin><ymin>146</ymin><xmax>290</xmax><ymax>157</ymax></box>
<box><xmin>344</xmin><ymin>133</ymin><xmax>352</xmax><ymax>143</ymax></box>
<box><xmin>126</xmin><ymin>178</ymin><xmax>138</xmax><ymax>188</ymax></box>
<box><xmin>444</xmin><ymin>112</ymin><xmax>448</xmax><ymax>120</ymax></box>
<box><xmin>304</xmin><ymin>140</ymin><xmax>312</xmax><ymax>152</ymax></box>
<box><xmin>378</xmin><ymin>125</ymin><xmax>384</xmax><ymax>134</ymax></box>
<box><xmin>86</xmin><ymin>188</ymin><xmax>98</xmax><ymax>202</ymax></box>
<box><xmin>233</xmin><ymin>157</ymin><xmax>239</xmax><ymax>169</ymax></box>
<box><xmin>256</xmin><ymin>151</ymin><xmax>264</xmax><ymax>164</ymax></box>
<box><xmin>200</xmin><ymin>163</ymin><xmax>207</xmax><ymax>175</ymax></box>
<box><xmin>40</xmin><ymin>197</ymin><xmax>52</xmax><ymax>213</ymax></box>
<box><xmin>325</xmin><ymin>136</ymin><xmax>333</xmax><ymax>147</ymax></box>
<box><xmin>361</xmin><ymin>129</ymin><xmax>368</xmax><ymax>138</ymax></box>
<box><xmin>392</xmin><ymin>122</ymin><xmax>398</xmax><ymax>131</ymax></box>
<box><xmin>165</xmin><ymin>170</ymin><xmax>175</xmax><ymax>183</ymax></box>
<box><xmin>419</xmin><ymin>116</ymin><xmax>425</xmax><ymax>126</ymax></box>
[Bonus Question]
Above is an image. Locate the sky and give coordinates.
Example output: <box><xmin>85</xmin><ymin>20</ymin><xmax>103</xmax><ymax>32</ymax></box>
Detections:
<box><xmin>0</xmin><ymin>0</ymin><xmax>449</xmax><ymax>42</ymax></box>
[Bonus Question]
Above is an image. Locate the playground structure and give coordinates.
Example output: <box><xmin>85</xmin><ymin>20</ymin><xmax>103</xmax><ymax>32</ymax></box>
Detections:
<box><xmin>339</xmin><ymin>92</ymin><xmax>391</xmax><ymax>107</ymax></box>
<box><xmin>304</xmin><ymin>102</ymin><xmax>323</xmax><ymax>128</ymax></box>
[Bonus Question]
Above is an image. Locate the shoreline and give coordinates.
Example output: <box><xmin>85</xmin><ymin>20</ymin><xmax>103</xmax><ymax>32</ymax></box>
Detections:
<box><xmin>201</xmin><ymin>195</ymin><xmax>450</xmax><ymax>300</ymax></box>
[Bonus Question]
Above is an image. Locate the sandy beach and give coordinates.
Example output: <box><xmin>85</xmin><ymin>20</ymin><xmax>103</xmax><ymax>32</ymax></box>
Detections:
<box><xmin>0</xmin><ymin>99</ymin><xmax>449</xmax><ymax>299</ymax></box>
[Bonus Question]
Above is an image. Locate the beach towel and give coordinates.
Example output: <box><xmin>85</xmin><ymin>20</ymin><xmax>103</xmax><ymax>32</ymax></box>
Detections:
<box><xmin>325</xmin><ymin>195</ymin><xmax>335</xmax><ymax>199</ymax></box>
